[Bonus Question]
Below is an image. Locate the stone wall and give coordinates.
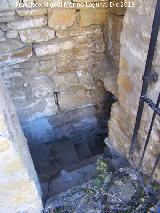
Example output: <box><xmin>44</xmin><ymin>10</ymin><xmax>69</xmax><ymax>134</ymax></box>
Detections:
<box><xmin>108</xmin><ymin>0</ymin><xmax>160</xmax><ymax>181</ymax></box>
<box><xmin>0</xmin><ymin>0</ymin><xmax>131</xmax><ymax>173</ymax></box>
<box><xmin>0</xmin><ymin>78</ymin><xmax>43</xmax><ymax>212</ymax></box>
<box><xmin>0</xmin><ymin>0</ymin><xmax>113</xmax><ymax>178</ymax></box>
<box><xmin>0</xmin><ymin>1</ymin><xmax>109</xmax><ymax>135</ymax></box>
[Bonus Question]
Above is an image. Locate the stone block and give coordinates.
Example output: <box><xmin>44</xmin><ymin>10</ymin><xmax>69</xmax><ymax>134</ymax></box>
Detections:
<box><xmin>19</xmin><ymin>27</ymin><xmax>55</xmax><ymax>43</ymax></box>
<box><xmin>0</xmin><ymin>23</ymin><xmax>10</xmax><ymax>31</ymax></box>
<box><xmin>48</xmin><ymin>8</ymin><xmax>76</xmax><ymax>30</ymax></box>
<box><xmin>0</xmin><ymin>40</ymin><xmax>24</xmax><ymax>54</ymax></box>
<box><xmin>56</xmin><ymin>58</ymin><xmax>91</xmax><ymax>73</ymax></box>
<box><xmin>0</xmin><ymin>10</ymin><xmax>15</xmax><ymax>16</ymax></box>
<box><xmin>77</xmin><ymin>70</ymin><xmax>95</xmax><ymax>86</ymax></box>
<box><xmin>0</xmin><ymin>15</ymin><xmax>16</xmax><ymax>23</ymax></box>
<box><xmin>0</xmin><ymin>46</ymin><xmax>32</xmax><ymax>67</ymax></box>
<box><xmin>80</xmin><ymin>8</ymin><xmax>108</xmax><ymax>26</ymax></box>
<box><xmin>53</xmin><ymin>72</ymin><xmax>79</xmax><ymax>91</ymax></box>
<box><xmin>74</xmin><ymin>46</ymin><xmax>90</xmax><ymax>60</ymax></box>
<box><xmin>56</xmin><ymin>25</ymin><xmax>102</xmax><ymax>38</ymax></box>
<box><xmin>7</xmin><ymin>16</ymin><xmax>47</xmax><ymax>30</ymax></box>
<box><xmin>54</xmin><ymin>50</ymin><xmax>74</xmax><ymax>68</ymax></box>
<box><xmin>59</xmin><ymin>86</ymin><xmax>91</xmax><ymax>110</ymax></box>
<box><xmin>88</xmin><ymin>32</ymin><xmax>105</xmax><ymax>52</ymax></box>
<box><xmin>37</xmin><ymin>51</ymin><xmax>76</xmax><ymax>74</ymax></box>
<box><xmin>56</xmin><ymin>61</ymin><xmax>78</xmax><ymax>73</ymax></box>
<box><xmin>38</xmin><ymin>59</ymin><xmax>57</xmax><ymax>73</ymax></box>
<box><xmin>16</xmin><ymin>8</ymin><xmax>47</xmax><ymax>16</ymax></box>
<box><xmin>6</xmin><ymin>30</ymin><xmax>18</xmax><ymax>39</ymax></box>
<box><xmin>34</xmin><ymin>40</ymin><xmax>74</xmax><ymax>57</ymax></box>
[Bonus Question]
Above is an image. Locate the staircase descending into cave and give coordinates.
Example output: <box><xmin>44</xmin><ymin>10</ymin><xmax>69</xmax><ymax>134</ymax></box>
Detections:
<box><xmin>38</xmin><ymin>58</ymin><xmax>118</xmax><ymax>201</ymax></box>
<box><xmin>40</xmin><ymin>137</ymin><xmax>105</xmax><ymax>199</ymax></box>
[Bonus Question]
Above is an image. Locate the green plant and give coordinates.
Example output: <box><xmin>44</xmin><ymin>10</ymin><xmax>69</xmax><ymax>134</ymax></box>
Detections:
<box><xmin>95</xmin><ymin>157</ymin><xmax>108</xmax><ymax>187</ymax></box>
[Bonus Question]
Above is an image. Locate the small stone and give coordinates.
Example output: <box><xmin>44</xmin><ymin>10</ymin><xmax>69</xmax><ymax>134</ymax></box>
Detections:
<box><xmin>0</xmin><ymin>45</ymin><xmax>32</xmax><ymax>67</ymax></box>
<box><xmin>149</xmin><ymin>207</ymin><xmax>156</xmax><ymax>213</ymax></box>
<box><xmin>74</xmin><ymin>47</ymin><xmax>90</xmax><ymax>60</ymax></box>
<box><xmin>48</xmin><ymin>8</ymin><xmax>76</xmax><ymax>30</ymax></box>
<box><xmin>16</xmin><ymin>8</ymin><xmax>47</xmax><ymax>16</ymax></box>
<box><xmin>6</xmin><ymin>30</ymin><xmax>18</xmax><ymax>39</ymax></box>
<box><xmin>53</xmin><ymin>72</ymin><xmax>78</xmax><ymax>91</ymax></box>
<box><xmin>0</xmin><ymin>15</ymin><xmax>16</xmax><ymax>23</ymax></box>
<box><xmin>0</xmin><ymin>40</ymin><xmax>24</xmax><ymax>54</ymax></box>
<box><xmin>7</xmin><ymin>16</ymin><xmax>47</xmax><ymax>30</ymax></box>
<box><xmin>38</xmin><ymin>59</ymin><xmax>56</xmax><ymax>73</ymax></box>
<box><xmin>58</xmin><ymin>86</ymin><xmax>91</xmax><ymax>111</ymax></box>
<box><xmin>34</xmin><ymin>40</ymin><xmax>75</xmax><ymax>57</ymax></box>
<box><xmin>88</xmin><ymin>32</ymin><xmax>105</xmax><ymax>53</ymax></box>
<box><xmin>56</xmin><ymin>25</ymin><xmax>102</xmax><ymax>38</ymax></box>
<box><xmin>0</xmin><ymin>23</ymin><xmax>10</xmax><ymax>31</ymax></box>
<box><xmin>77</xmin><ymin>71</ymin><xmax>95</xmax><ymax>86</ymax></box>
<box><xmin>0</xmin><ymin>10</ymin><xmax>15</xmax><ymax>17</ymax></box>
<box><xmin>80</xmin><ymin>8</ymin><xmax>108</xmax><ymax>26</ymax></box>
<box><xmin>107</xmin><ymin>180</ymin><xmax>136</xmax><ymax>204</ymax></box>
<box><xmin>19</xmin><ymin>27</ymin><xmax>55</xmax><ymax>43</ymax></box>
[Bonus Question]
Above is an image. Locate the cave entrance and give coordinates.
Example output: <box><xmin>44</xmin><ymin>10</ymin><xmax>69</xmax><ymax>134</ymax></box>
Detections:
<box><xmin>22</xmin><ymin>90</ymin><xmax>115</xmax><ymax>197</ymax></box>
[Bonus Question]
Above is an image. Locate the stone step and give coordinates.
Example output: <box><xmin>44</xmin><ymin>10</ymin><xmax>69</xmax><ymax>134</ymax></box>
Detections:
<box><xmin>49</xmin><ymin>139</ymin><xmax>80</xmax><ymax>168</ymax></box>
<box><xmin>40</xmin><ymin>154</ymin><xmax>99</xmax><ymax>183</ymax></box>
<box><xmin>41</xmin><ymin>162</ymin><xmax>97</xmax><ymax>199</ymax></box>
<box><xmin>74</xmin><ymin>142</ymin><xmax>92</xmax><ymax>161</ymax></box>
<box><xmin>65</xmin><ymin>155</ymin><xmax>99</xmax><ymax>172</ymax></box>
<box><xmin>39</xmin><ymin>139</ymin><xmax>80</xmax><ymax>182</ymax></box>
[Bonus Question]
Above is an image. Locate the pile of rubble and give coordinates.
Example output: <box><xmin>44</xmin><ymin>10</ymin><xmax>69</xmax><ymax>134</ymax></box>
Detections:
<box><xmin>44</xmin><ymin>158</ymin><xmax>160</xmax><ymax>213</ymax></box>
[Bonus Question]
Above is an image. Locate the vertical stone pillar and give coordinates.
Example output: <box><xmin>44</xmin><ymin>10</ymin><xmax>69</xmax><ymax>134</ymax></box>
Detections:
<box><xmin>108</xmin><ymin>0</ymin><xmax>160</xmax><ymax>180</ymax></box>
<box><xmin>0</xmin><ymin>78</ymin><xmax>43</xmax><ymax>212</ymax></box>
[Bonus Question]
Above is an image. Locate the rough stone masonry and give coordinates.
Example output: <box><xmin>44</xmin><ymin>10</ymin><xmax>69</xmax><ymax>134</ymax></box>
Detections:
<box><xmin>2</xmin><ymin>0</ymin><xmax>159</xmax><ymax>211</ymax></box>
<box><xmin>0</xmin><ymin>0</ymin><xmax>127</xmax><ymax>211</ymax></box>
<box><xmin>0</xmin><ymin>0</ymin><xmax>109</xmax><ymax>137</ymax></box>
